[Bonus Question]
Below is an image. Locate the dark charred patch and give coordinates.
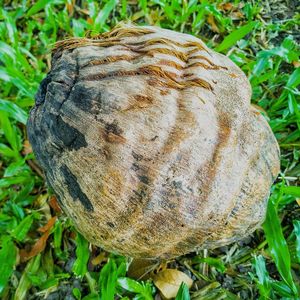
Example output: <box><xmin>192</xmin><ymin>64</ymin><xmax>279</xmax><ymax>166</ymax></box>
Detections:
<box><xmin>107</xmin><ymin>222</ymin><xmax>115</xmax><ymax>228</ymax></box>
<box><xmin>187</xmin><ymin>186</ymin><xmax>193</xmax><ymax>193</ymax></box>
<box><xmin>27</xmin><ymin>113</ymin><xmax>59</xmax><ymax>185</ymax></box>
<box><xmin>45</xmin><ymin>82</ymin><xmax>72</xmax><ymax>111</ymax></box>
<box><xmin>104</xmin><ymin>132</ymin><xmax>126</xmax><ymax>144</ymax></box>
<box><xmin>105</xmin><ymin>120</ymin><xmax>123</xmax><ymax>136</ymax></box>
<box><xmin>151</xmin><ymin>135</ymin><xmax>159</xmax><ymax>141</ymax></box>
<box><xmin>228</xmin><ymin>205</ymin><xmax>240</xmax><ymax>219</ymax></box>
<box><xmin>71</xmin><ymin>84</ymin><xmax>121</xmax><ymax>115</ymax></box>
<box><xmin>60</xmin><ymin>165</ymin><xmax>94</xmax><ymax>212</ymax></box>
<box><xmin>70</xmin><ymin>84</ymin><xmax>94</xmax><ymax>112</ymax></box>
<box><xmin>131</xmin><ymin>162</ymin><xmax>140</xmax><ymax>171</ymax></box>
<box><xmin>100</xmin><ymin>233</ymin><xmax>109</xmax><ymax>239</ymax></box>
<box><xmin>101</xmin><ymin>145</ymin><xmax>112</xmax><ymax>160</ymax></box>
<box><xmin>172</xmin><ymin>180</ymin><xmax>182</xmax><ymax>189</ymax></box>
<box><xmin>49</xmin><ymin>113</ymin><xmax>87</xmax><ymax>151</ymax></box>
<box><xmin>157</xmin><ymin>198</ymin><xmax>176</xmax><ymax>210</ymax></box>
<box><xmin>132</xmin><ymin>150</ymin><xmax>143</xmax><ymax>161</ymax></box>
<box><xmin>103</xmin><ymin>120</ymin><xmax>126</xmax><ymax>144</ymax></box>
<box><xmin>138</xmin><ymin>175</ymin><xmax>150</xmax><ymax>184</ymax></box>
<box><xmin>35</xmin><ymin>73</ymin><xmax>52</xmax><ymax>106</ymax></box>
<box><xmin>132</xmin><ymin>187</ymin><xmax>148</xmax><ymax>201</ymax></box>
<box><xmin>70</xmin><ymin>83</ymin><xmax>111</xmax><ymax>114</ymax></box>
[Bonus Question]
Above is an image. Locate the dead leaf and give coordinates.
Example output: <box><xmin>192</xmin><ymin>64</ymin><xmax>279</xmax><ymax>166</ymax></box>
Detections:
<box><xmin>231</xmin><ymin>11</ymin><xmax>244</xmax><ymax>19</ymax></box>
<box><xmin>132</xmin><ymin>11</ymin><xmax>145</xmax><ymax>22</ymax></box>
<box><xmin>38</xmin><ymin>216</ymin><xmax>57</xmax><ymax>233</ymax></box>
<box><xmin>128</xmin><ymin>258</ymin><xmax>159</xmax><ymax>280</ymax></box>
<box><xmin>20</xmin><ymin>231</ymin><xmax>51</xmax><ymax>262</ymax></box>
<box><xmin>77</xmin><ymin>8</ymin><xmax>90</xmax><ymax>15</ymax></box>
<box><xmin>48</xmin><ymin>196</ymin><xmax>62</xmax><ymax>213</ymax></box>
<box><xmin>153</xmin><ymin>269</ymin><xmax>193</xmax><ymax>299</ymax></box>
<box><xmin>27</xmin><ymin>159</ymin><xmax>44</xmax><ymax>178</ymax></box>
<box><xmin>251</xmin><ymin>104</ymin><xmax>268</xmax><ymax>117</ymax></box>
<box><xmin>292</xmin><ymin>61</ymin><xmax>300</xmax><ymax>68</ymax></box>
<box><xmin>207</xmin><ymin>15</ymin><xmax>219</xmax><ymax>33</ymax></box>
<box><xmin>35</xmin><ymin>194</ymin><xmax>52</xmax><ymax>221</ymax></box>
<box><xmin>218</xmin><ymin>3</ymin><xmax>233</xmax><ymax>11</ymax></box>
<box><xmin>154</xmin><ymin>261</ymin><xmax>168</xmax><ymax>274</ymax></box>
<box><xmin>22</xmin><ymin>140</ymin><xmax>32</xmax><ymax>155</ymax></box>
<box><xmin>66</xmin><ymin>2</ymin><xmax>74</xmax><ymax>15</ymax></box>
<box><xmin>296</xmin><ymin>198</ymin><xmax>300</xmax><ymax>206</ymax></box>
<box><xmin>91</xmin><ymin>251</ymin><xmax>107</xmax><ymax>266</ymax></box>
<box><xmin>20</xmin><ymin>216</ymin><xmax>57</xmax><ymax>262</ymax></box>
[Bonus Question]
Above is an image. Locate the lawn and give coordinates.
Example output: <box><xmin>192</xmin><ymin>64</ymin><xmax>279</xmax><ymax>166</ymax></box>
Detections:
<box><xmin>0</xmin><ymin>0</ymin><xmax>299</xmax><ymax>299</ymax></box>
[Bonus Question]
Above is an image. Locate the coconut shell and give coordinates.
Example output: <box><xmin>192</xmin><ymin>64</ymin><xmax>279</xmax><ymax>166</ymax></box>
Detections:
<box><xmin>27</xmin><ymin>25</ymin><xmax>280</xmax><ymax>259</ymax></box>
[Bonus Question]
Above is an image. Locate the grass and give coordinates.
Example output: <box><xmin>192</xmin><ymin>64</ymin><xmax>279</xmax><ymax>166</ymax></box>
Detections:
<box><xmin>0</xmin><ymin>0</ymin><xmax>299</xmax><ymax>299</ymax></box>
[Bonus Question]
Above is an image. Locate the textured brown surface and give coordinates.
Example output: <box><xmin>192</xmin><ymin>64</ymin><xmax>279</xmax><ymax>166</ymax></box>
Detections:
<box><xmin>27</xmin><ymin>25</ymin><xmax>280</xmax><ymax>259</ymax></box>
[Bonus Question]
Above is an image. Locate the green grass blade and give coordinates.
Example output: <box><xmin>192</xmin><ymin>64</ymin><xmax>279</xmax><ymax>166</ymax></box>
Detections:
<box><xmin>117</xmin><ymin>277</ymin><xmax>144</xmax><ymax>293</ymax></box>
<box><xmin>0</xmin><ymin>112</ymin><xmax>21</xmax><ymax>153</ymax></box>
<box><xmin>263</xmin><ymin>197</ymin><xmax>298</xmax><ymax>295</ymax></box>
<box><xmin>293</xmin><ymin>220</ymin><xmax>300</xmax><ymax>263</ymax></box>
<box><xmin>14</xmin><ymin>254</ymin><xmax>41</xmax><ymax>300</ymax></box>
<box><xmin>0</xmin><ymin>143</ymin><xmax>16</xmax><ymax>158</ymax></box>
<box><xmin>72</xmin><ymin>232</ymin><xmax>89</xmax><ymax>277</ymax></box>
<box><xmin>175</xmin><ymin>282</ymin><xmax>190</xmax><ymax>300</ymax></box>
<box><xmin>1</xmin><ymin>9</ymin><xmax>18</xmax><ymax>46</ymax></box>
<box><xmin>26</xmin><ymin>0</ymin><xmax>52</xmax><ymax>17</ymax></box>
<box><xmin>0</xmin><ymin>41</ymin><xmax>16</xmax><ymax>60</ymax></box>
<box><xmin>99</xmin><ymin>258</ymin><xmax>117</xmax><ymax>300</ymax></box>
<box><xmin>11</xmin><ymin>214</ymin><xmax>37</xmax><ymax>242</ymax></box>
<box><xmin>0</xmin><ymin>237</ymin><xmax>17</xmax><ymax>293</ymax></box>
<box><xmin>0</xmin><ymin>99</ymin><xmax>28</xmax><ymax>124</ymax></box>
<box><xmin>253</xmin><ymin>255</ymin><xmax>271</xmax><ymax>298</ymax></box>
<box><xmin>117</xmin><ymin>277</ymin><xmax>153</xmax><ymax>300</ymax></box>
<box><xmin>194</xmin><ymin>257</ymin><xmax>226</xmax><ymax>273</ymax></box>
<box><xmin>216</xmin><ymin>21</ymin><xmax>258</xmax><ymax>52</ymax></box>
<box><xmin>94</xmin><ymin>0</ymin><xmax>118</xmax><ymax>31</ymax></box>
<box><xmin>271</xmin><ymin>281</ymin><xmax>295</xmax><ymax>298</ymax></box>
<box><xmin>286</xmin><ymin>67</ymin><xmax>300</xmax><ymax>89</ymax></box>
<box><xmin>283</xmin><ymin>186</ymin><xmax>300</xmax><ymax>197</ymax></box>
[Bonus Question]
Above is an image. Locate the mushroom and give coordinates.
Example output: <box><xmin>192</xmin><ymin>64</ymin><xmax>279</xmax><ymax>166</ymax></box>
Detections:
<box><xmin>27</xmin><ymin>24</ymin><xmax>280</xmax><ymax>259</ymax></box>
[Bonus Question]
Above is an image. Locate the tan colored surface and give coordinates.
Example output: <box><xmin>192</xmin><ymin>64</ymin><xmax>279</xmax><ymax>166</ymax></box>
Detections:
<box><xmin>27</xmin><ymin>25</ymin><xmax>280</xmax><ymax>259</ymax></box>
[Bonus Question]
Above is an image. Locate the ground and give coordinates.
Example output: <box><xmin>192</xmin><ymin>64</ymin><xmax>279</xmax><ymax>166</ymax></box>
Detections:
<box><xmin>0</xmin><ymin>1</ymin><xmax>299</xmax><ymax>299</ymax></box>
